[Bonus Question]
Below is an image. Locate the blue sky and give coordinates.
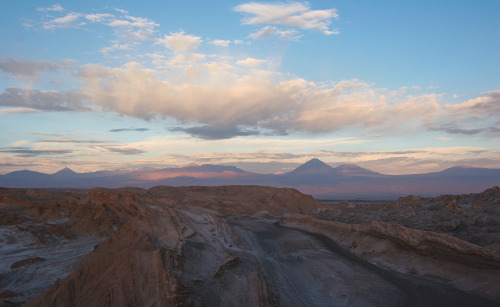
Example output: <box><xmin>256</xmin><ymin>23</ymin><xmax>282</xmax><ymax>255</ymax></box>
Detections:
<box><xmin>1</xmin><ymin>0</ymin><xmax>499</xmax><ymax>175</ymax></box>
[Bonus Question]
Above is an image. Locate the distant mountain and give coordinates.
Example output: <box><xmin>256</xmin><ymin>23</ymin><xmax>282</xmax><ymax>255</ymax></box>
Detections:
<box><xmin>53</xmin><ymin>167</ymin><xmax>78</xmax><ymax>177</ymax></box>
<box><xmin>1</xmin><ymin>159</ymin><xmax>499</xmax><ymax>200</ymax></box>
<box><xmin>291</xmin><ymin>158</ymin><xmax>334</xmax><ymax>173</ymax></box>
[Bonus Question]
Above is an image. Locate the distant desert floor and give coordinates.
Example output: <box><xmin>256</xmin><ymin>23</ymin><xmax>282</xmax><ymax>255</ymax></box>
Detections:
<box><xmin>1</xmin><ymin>185</ymin><xmax>499</xmax><ymax>306</ymax></box>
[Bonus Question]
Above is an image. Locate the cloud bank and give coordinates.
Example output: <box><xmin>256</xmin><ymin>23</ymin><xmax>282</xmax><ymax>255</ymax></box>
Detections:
<box><xmin>70</xmin><ymin>61</ymin><xmax>440</xmax><ymax>139</ymax></box>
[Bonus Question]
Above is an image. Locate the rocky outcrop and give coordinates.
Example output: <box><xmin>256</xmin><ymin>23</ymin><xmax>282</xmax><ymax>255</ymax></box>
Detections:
<box><xmin>0</xmin><ymin>186</ymin><xmax>324</xmax><ymax>305</ymax></box>
<box><xmin>282</xmin><ymin>214</ymin><xmax>500</xmax><ymax>301</ymax></box>
<box><xmin>315</xmin><ymin>186</ymin><xmax>500</xmax><ymax>246</ymax></box>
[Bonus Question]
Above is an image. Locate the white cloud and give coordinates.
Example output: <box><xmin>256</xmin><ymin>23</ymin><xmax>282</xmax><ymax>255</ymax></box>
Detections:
<box><xmin>249</xmin><ymin>25</ymin><xmax>301</xmax><ymax>40</ymax></box>
<box><xmin>43</xmin><ymin>13</ymin><xmax>81</xmax><ymax>30</ymax></box>
<box><xmin>236</xmin><ymin>58</ymin><xmax>266</xmax><ymax>67</ymax></box>
<box><xmin>37</xmin><ymin>4</ymin><xmax>64</xmax><ymax>12</ymax></box>
<box><xmin>210</xmin><ymin>39</ymin><xmax>231</xmax><ymax>47</ymax></box>
<box><xmin>235</xmin><ymin>1</ymin><xmax>339</xmax><ymax>35</ymax></box>
<box><xmin>107</xmin><ymin>15</ymin><xmax>158</xmax><ymax>40</ymax></box>
<box><xmin>34</xmin><ymin>7</ymin><xmax>157</xmax><ymax>41</ymax></box>
<box><xmin>100</xmin><ymin>42</ymin><xmax>136</xmax><ymax>57</ymax></box>
<box><xmin>156</xmin><ymin>31</ymin><xmax>203</xmax><ymax>51</ymax></box>
<box><xmin>85</xmin><ymin>13</ymin><xmax>114</xmax><ymax>23</ymax></box>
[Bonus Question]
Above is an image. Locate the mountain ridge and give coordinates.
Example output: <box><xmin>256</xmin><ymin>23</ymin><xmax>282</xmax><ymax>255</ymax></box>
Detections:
<box><xmin>1</xmin><ymin>159</ymin><xmax>499</xmax><ymax>199</ymax></box>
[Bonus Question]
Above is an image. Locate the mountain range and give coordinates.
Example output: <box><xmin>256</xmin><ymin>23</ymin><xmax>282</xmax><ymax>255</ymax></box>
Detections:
<box><xmin>1</xmin><ymin>158</ymin><xmax>499</xmax><ymax>200</ymax></box>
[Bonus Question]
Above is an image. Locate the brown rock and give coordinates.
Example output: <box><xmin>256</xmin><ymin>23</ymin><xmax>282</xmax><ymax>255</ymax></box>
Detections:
<box><xmin>10</xmin><ymin>257</ymin><xmax>45</xmax><ymax>269</ymax></box>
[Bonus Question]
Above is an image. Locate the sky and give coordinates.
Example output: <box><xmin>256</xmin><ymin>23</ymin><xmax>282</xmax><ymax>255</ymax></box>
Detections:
<box><xmin>0</xmin><ymin>0</ymin><xmax>499</xmax><ymax>175</ymax></box>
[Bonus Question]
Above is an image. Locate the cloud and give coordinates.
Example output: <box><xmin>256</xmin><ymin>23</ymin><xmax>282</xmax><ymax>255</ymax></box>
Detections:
<box><xmin>249</xmin><ymin>26</ymin><xmax>301</xmax><ymax>40</ymax></box>
<box><xmin>0</xmin><ymin>147</ymin><xmax>72</xmax><ymax>157</ymax></box>
<box><xmin>0</xmin><ymin>58</ymin><xmax>62</xmax><ymax>79</ymax></box>
<box><xmin>26</xmin><ymin>132</ymin><xmax>97</xmax><ymax>136</ymax></box>
<box><xmin>37</xmin><ymin>4</ymin><xmax>64</xmax><ymax>12</ymax></box>
<box><xmin>444</xmin><ymin>90</ymin><xmax>500</xmax><ymax>117</ymax></box>
<box><xmin>43</xmin><ymin>13</ymin><xmax>82</xmax><ymax>30</ymax></box>
<box><xmin>92</xmin><ymin>145</ymin><xmax>145</xmax><ymax>155</ymax></box>
<box><xmin>156</xmin><ymin>31</ymin><xmax>202</xmax><ymax>51</ymax></box>
<box><xmin>429</xmin><ymin>126</ymin><xmax>483</xmax><ymax>135</ymax></box>
<box><xmin>100</xmin><ymin>42</ymin><xmax>137</xmax><ymax>57</ymax></box>
<box><xmin>429</xmin><ymin>90</ymin><xmax>500</xmax><ymax>136</ymax></box>
<box><xmin>36</xmin><ymin>139</ymin><xmax>117</xmax><ymax>144</ymax></box>
<box><xmin>85</xmin><ymin>13</ymin><xmax>114</xmax><ymax>23</ymax></box>
<box><xmin>0</xmin><ymin>87</ymin><xmax>89</xmax><ymax>112</ymax></box>
<box><xmin>109</xmin><ymin>128</ymin><xmax>150</xmax><ymax>132</ymax></box>
<box><xmin>171</xmin><ymin>124</ymin><xmax>259</xmax><ymax>140</ymax></box>
<box><xmin>236</xmin><ymin>57</ymin><xmax>267</xmax><ymax>67</ymax></box>
<box><xmin>235</xmin><ymin>1</ymin><xmax>339</xmax><ymax>35</ymax></box>
<box><xmin>0</xmin><ymin>107</ymin><xmax>40</xmax><ymax>115</ymax></box>
<box><xmin>210</xmin><ymin>39</ymin><xmax>231</xmax><ymax>47</ymax></box>
<box><xmin>106</xmin><ymin>15</ymin><xmax>158</xmax><ymax>40</ymax></box>
<box><xmin>76</xmin><ymin>62</ymin><xmax>441</xmax><ymax>139</ymax></box>
<box><xmin>33</xmin><ymin>7</ymin><xmax>157</xmax><ymax>41</ymax></box>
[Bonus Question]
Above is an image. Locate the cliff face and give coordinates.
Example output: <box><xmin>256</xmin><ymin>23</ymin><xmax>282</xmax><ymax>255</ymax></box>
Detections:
<box><xmin>0</xmin><ymin>186</ymin><xmax>499</xmax><ymax>306</ymax></box>
<box><xmin>0</xmin><ymin>186</ymin><xmax>323</xmax><ymax>306</ymax></box>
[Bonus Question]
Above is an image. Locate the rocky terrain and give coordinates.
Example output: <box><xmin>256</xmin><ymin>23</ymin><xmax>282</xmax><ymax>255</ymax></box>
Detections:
<box><xmin>315</xmin><ymin>186</ymin><xmax>500</xmax><ymax>246</ymax></box>
<box><xmin>0</xmin><ymin>186</ymin><xmax>499</xmax><ymax>306</ymax></box>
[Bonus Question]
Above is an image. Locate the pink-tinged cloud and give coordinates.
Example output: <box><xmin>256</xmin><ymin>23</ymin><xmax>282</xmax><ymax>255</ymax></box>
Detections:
<box><xmin>156</xmin><ymin>31</ymin><xmax>202</xmax><ymax>51</ymax></box>
<box><xmin>73</xmin><ymin>62</ymin><xmax>441</xmax><ymax>139</ymax></box>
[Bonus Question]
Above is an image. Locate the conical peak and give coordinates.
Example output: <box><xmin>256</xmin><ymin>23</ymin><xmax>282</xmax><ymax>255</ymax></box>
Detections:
<box><xmin>54</xmin><ymin>167</ymin><xmax>77</xmax><ymax>175</ymax></box>
<box><xmin>294</xmin><ymin>158</ymin><xmax>333</xmax><ymax>172</ymax></box>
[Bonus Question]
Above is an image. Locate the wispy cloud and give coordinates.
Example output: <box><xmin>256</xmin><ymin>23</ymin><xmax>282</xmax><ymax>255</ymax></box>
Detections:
<box><xmin>43</xmin><ymin>13</ymin><xmax>82</xmax><ymax>30</ymax></box>
<box><xmin>210</xmin><ymin>39</ymin><xmax>231</xmax><ymax>47</ymax></box>
<box><xmin>106</xmin><ymin>15</ymin><xmax>158</xmax><ymax>41</ymax></box>
<box><xmin>36</xmin><ymin>4</ymin><xmax>64</xmax><ymax>12</ymax></box>
<box><xmin>92</xmin><ymin>145</ymin><xmax>145</xmax><ymax>155</ymax></box>
<box><xmin>0</xmin><ymin>87</ymin><xmax>89</xmax><ymax>112</ymax></box>
<box><xmin>0</xmin><ymin>58</ymin><xmax>73</xmax><ymax>79</ymax></box>
<box><xmin>31</xmin><ymin>6</ymin><xmax>158</xmax><ymax>41</ymax></box>
<box><xmin>26</xmin><ymin>132</ymin><xmax>98</xmax><ymax>136</ymax></box>
<box><xmin>170</xmin><ymin>124</ymin><xmax>259</xmax><ymax>140</ymax></box>
<box><xmin>0</xmin><ymin>147</ymin><xmax>72</xmax><ymax>157</ymax></box>
<box><xmin>109</xmin><ymin>128</ymin><xmax>150</xmax><ymax>132</ymax></box>
<box><xmin>100</xmin><ymin>41</ymin><xmax>137</xmax><ymax>57</ymax></box>
<box><xmin>36</xmin><ymin>139</ymin><xmax>118</xmax><ymax>144</ymax></box>
<box><xmin>235</xmin><ymin>1</ymin><xmax>339</xmax><ymax>36</ymax></box>
<box><xmin>249</xmin><ymin>26</ymin><xmax>301</xmax><ymax>40</ymax></box>
<box><xmin>0</xmin><ymin>107</ymin><xmax>40</xmax><ymax>115</ymax></box>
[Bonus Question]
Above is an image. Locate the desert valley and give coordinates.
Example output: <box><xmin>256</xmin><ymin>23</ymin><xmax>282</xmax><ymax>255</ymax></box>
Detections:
<box><xmin>1</xmin><ymin>183</ymin><xmax>499</xmax><ymax>306</ymax></box>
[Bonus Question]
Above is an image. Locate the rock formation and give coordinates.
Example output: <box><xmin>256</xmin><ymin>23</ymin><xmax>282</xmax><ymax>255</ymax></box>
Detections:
<box><xmin>0</xmin><ymin>186</ymin><xmax>499</xmax><ymax>306</ymax></box>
